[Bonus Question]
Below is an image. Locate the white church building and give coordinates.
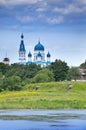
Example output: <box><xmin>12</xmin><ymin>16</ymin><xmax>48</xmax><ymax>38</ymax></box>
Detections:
<box><xmin>19</xmin><ymin>34</ymin><xmax>51</xmax><ymax>67</ymax></box>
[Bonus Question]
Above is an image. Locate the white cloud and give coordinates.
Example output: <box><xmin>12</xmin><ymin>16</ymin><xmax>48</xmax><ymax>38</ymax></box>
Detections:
<box><xmin>46</xmin><ymin>16</ymin><xmax>64</xmax><ymax>24</ymax></box>
<box><xmin>36</xmin><ymin>7</ymin><xmax>47</xmax><ymax>12</ymax></box>
<box><xmin>37</xmin><ymin>14</ymin><xmax>64</xmax><ymax>24</ymax></box>
<box><xmin>17</xmin><ymin>16</ymin><xmax>34</xmax><ymax>23</ymax></box>
<box><xmin>1</xmin><ymin>0</ymin><xmax>86</xmax><ymax>26</ymax></box>
<box><xmin>53</xmin><ymin>4</ymin><xmax>86</xmax><ymax>15</ymax></box>
<box><xmin>0</xmin><ymin>0</ymin><xmax>42</xmax><ymax>5</ymax></box>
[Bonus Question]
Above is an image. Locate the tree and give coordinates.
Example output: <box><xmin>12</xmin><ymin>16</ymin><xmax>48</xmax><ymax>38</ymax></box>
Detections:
<box><xmin>6</xmin><ymin>63</ymin><xmax>41</xmax><ymax>80</ymax></box>
<box><xmin>0</xmin><ymin>63</ymin><xmax>10</xmax><ymax>77</ymax></box>
<box><xmin>0</xmin><ymin>72</ymin><xmax>3</xmax><ymax>79</ymax></box>
<box><xmin>3</xmin><ymin>76</ymin><xmax>21</xmax><ymax>91</ymax></box>
<box><xmin>80</xmin><ymin>60</ymin><xmax>86</xmax><ymax>68</ymax></box>
<box><xmin>24</xmin><ymin>64</ymin><xmax>41</xmax><ymax>79</ymax></box>
<box><xmin>31</xmin><ymin>68</ymin><xmax>54</xmax><ymax>83</ymax></box>
<box><xmin>49</xmin><ymin>59</ymin><xmax>69</xmax><ymax>81</ymax></box>
<box><xmin>67</xmin><ymin>67</ymin><xmax>81</xmax><ymax>81</ymax></box>
<box><xmin>0</xmin><ymin>78</ymin><xmax>4</xmax><ymax>92</ymax></box>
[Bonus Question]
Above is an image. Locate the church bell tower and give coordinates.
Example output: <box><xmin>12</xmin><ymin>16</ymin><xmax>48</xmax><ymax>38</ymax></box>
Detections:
<box><xmin>19</xmin><ymin>34</ymin><xmax>26</xmax><ymax>64</ymax></box>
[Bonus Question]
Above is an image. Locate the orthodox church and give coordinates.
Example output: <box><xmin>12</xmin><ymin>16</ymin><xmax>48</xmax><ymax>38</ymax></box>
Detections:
<box><xmin>19</xmin><ymin>34</ymin><xmax>51</xmax><ymax>67</ymax></box>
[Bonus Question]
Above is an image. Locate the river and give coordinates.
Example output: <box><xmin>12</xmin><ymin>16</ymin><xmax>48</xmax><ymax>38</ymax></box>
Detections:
<box><xmin>0</xmin><ymin>110</ymin><xmax>86</xmax><ymax>130</ymax></box>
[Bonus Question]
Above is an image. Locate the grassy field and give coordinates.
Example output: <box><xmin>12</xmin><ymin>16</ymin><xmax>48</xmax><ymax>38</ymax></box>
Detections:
<box><xmin>0</xmin><ymin>81</ymin><xmax>86</xmax><ymax>109</ymax></box>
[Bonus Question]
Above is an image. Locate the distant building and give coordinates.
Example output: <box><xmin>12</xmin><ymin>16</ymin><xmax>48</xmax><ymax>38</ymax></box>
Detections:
<box><xmin>80</xmin><ymin>68</ymin><xmax>86</xmax><ymax>80</ymax></box>
<box><xmin>3</xmin><ymin>57</ymin><xmax>10</xmax><ymax>65</ymax></box>
<box><xmin>19</xmin><ymin>34</ymin><xmax>51</xmax><ymax>67</ymax></box>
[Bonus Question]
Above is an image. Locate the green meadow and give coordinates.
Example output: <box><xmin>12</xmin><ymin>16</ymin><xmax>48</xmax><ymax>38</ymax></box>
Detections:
<box><xmin>0</xmin><ymin>82</ymin><xmax>86</xmax><ymax>109</ymax></box>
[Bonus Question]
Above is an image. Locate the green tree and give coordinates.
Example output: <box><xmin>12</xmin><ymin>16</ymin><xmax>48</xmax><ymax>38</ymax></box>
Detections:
<box><xmin>49</xmin><ymin>59</ymin><xmax>69</xmax><ymax>81</ymax></box>
<box><xmin>0</xmin><ymin>63</ymin><xmax>43</xmax><ymax>91</ymax></box>
<box><xmin>67</xmin><ymin>67</ymin><xmax>81</xmax><ymax>81</ymax></box>
<box><xmin>3</xmin><ymin>76</ymin><xmax>21</xmax><ymax>91</ymax></box>
<box><xmin>0</xmin><ymin>63</ymin><xmax>10</xmax><ymax>77</ymax></box>
<box><xmin>0</xmin><ymin>78</ymin><xmax>4</xmax><ymax>92</ymax></box>
<box><xmin>7</xmin><ymin>63</ymin><xmax>41</xmax><ymax>80</ymax></box>
<box><xmin>7</xmin><ymin>64</ymin><xmax>25</xmax><ymax>78</ymax></box>
<box><xmin>80</xmin><ymin>60</ymin><xmax>86</xmax><ymax>68</ymax></box>
<box><xmin>31</xmin><ymin>68</ymin><xmax>54</xmax><ymax>83</ymax></box>
<box><xmin>24</xmin><ymin>64</ymin><xmax>41</xmax><ymax>79</ymax></box>
<box><xmin>0</xmin><ymin>72</ymin><xmax>3</xmax><ymax>79</ymax></box>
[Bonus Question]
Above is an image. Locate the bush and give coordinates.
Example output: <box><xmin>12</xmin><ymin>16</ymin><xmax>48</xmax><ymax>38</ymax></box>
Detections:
<box><xmin>31</xmin><ymin>68</ymin><xmax>54</xmax><ymax>83</ymax></box>
<box><xmin>3</xmin><ymin>76</ymin><xmax>21</xmax><ymax>91</ymax></box>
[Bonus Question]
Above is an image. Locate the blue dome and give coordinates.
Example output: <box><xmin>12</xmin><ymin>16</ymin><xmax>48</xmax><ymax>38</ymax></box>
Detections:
<box><xmin>28</xmin><ymin>51</ymin><xmax>32</xmax><ymax>57</ymax></box>
<box><xmin>34</xmin><ymin>41</ymin><xmax>44</xmax><ymax>51</ymax></box>
<box><xmin>37</xmin><ymin>52</ymin><xmax>42</xmax><ymax>57</ymax></box>
<box><xmin>47</xmin><ymin>52</ymin><xmax>51</xmax><ymax>57</ymax></box>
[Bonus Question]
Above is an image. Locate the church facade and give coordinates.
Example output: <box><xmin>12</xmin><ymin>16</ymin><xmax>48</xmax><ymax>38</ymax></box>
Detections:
<box><xmin>19</xmin><ymin>34</ymin><xmax>51</xmax><ymax>67</ymax></box>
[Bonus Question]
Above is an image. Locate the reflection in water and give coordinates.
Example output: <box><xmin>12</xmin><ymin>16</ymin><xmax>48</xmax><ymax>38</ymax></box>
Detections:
<box><xmin>0</xmin><ymin>110</ymin><xmax>86</xmax><ymax>130</ymax></box>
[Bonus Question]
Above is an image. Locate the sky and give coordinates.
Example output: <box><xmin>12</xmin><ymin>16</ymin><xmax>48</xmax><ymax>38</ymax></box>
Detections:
<box><xmin>0</xmin><ymin>0</ymin><xmax>86</xmax><ymax>66</ymax></box>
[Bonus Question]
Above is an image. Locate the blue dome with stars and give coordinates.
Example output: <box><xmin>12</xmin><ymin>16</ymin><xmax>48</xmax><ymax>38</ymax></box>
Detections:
<box><xmin>34</xmin><ymin>41</ymin><xmax>44</xmax><ymax>51</ymax></box>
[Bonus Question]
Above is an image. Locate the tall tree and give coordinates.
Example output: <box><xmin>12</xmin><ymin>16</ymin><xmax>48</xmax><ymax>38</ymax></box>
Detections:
<box><xmin>80</xmin><ymin>60</ymin><xmax>86</xmax><ymax>68</ymax></box>
<box><xmin>24</xmin><ymin>64</ymin><xmax>41</xmax><ymax>79</ymax></box>
<box><xmin>0</xmin><ymin>63</ymin><xmax>10</xmax><ymax>77</ymax></box>
<box><xmin>49</xmin><ymin>59</ymin><xmax>69</xmax><ymax>81</ymax></box>
<box><xmin>7</xmin><ymin>63</ymin><xmax>41</xmax><ymax>80</ymax></box>
<box><xmin>32</xmin><ymin>68</ymin><xmax>54</xmax><ymax>83</ymax></box>
<box><xmin>67</xmin><ymin>67</ymin><xmax>81</xmax><ymax>81</ymax></box>
<box><xmin>3</xmin><ymin>76</ymin><xmax>21</xmax><ymax>91</ymax></box>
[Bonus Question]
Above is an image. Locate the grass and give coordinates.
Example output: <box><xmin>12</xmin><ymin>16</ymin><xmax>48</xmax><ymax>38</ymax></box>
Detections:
<box><xmin>0</xmin><ymin>81</ymin><xmax>86</xmax><ymax>109</ymax></box>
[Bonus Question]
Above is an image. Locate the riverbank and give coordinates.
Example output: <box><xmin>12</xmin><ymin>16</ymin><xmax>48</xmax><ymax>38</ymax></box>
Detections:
<box><xmin>0</xmin><ymin>82</ymin><xmax>86</xmax><ymax>109</ymax></box>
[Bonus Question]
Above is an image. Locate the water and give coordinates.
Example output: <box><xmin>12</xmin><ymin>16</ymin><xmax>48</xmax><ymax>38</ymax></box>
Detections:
<box><xmin>0</xmin><ymin>110</ymin><xmax>86</xmax><ymax>130</ymax></box>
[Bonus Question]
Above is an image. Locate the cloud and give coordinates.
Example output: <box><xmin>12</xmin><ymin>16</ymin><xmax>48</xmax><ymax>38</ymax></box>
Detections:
<box><xmin>46</xmin><ymin>16</ymin><xmax>64</xmax><ymax>24</ymax></box>
<box><xmin>0</xmin><ymin>0</ymin><xmax>86</xmax><ymax>29</ymax></box>
<box><xmin>16</xmin><ymin>16</ymin><xmax>34</xmax><ymax>23</ymax></box>
<box><xmin>53</xmin><ymin>3</ymin><xmax>86</xmax><ymax>15</ymax></box>
<box><xmin>0</xmin><ymin>0</ymin><xmax>42</xmax><ymax>5</ymax></box>
<box><xmin>36</xmin><ymin>7</ymin><xmax>47</xmax><ymax>12</ymax></box>
<box><xmin>37</xmin><ymin>13</ymin><xmax>64</xmax><ymax>25</ymax></box>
